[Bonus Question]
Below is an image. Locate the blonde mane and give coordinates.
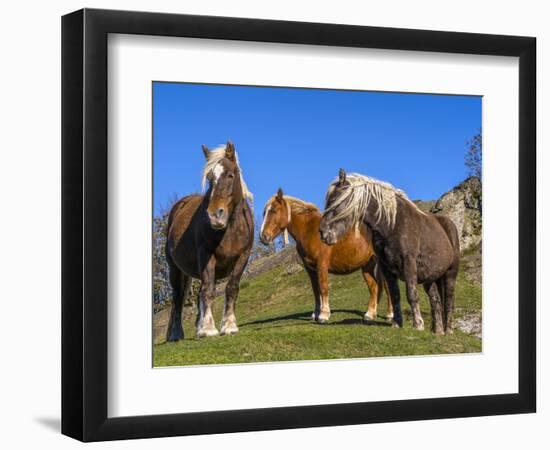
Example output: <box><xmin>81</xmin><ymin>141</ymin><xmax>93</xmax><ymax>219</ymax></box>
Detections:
<box><xmin>324</xmin><ymin>173</ymin><xmax>425</xmax><ymax>229</ymax></box>
<box><xmin>201</xmin><ymin>145</ymin><xmax>253</xmax><ymax>203</ymax></box>
<box><xmin>265</xmin><ymin>195</ymin><xmax>318</xmax><ymax>219</ymax></box>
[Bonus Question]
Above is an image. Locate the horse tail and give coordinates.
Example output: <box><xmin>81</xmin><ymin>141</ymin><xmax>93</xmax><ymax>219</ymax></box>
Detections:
<box><xmin>437</xmin><ymin>278</ymin><xmax>446</xmax><ymax>323</ymax></box>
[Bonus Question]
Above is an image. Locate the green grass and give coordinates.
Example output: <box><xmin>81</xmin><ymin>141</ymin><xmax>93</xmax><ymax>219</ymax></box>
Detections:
<box><xmin>154</xmin><ymin>264</ymin><xmax>482</xmax><ymax>367</ymax></box>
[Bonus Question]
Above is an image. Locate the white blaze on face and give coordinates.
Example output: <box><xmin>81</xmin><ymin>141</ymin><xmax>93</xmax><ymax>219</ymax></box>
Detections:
<box><xmin>260</xmin><ymin>205</ymin><xmax>272</xmax><ymax>236</ymax></box>
<box><xmin>212</xmin><ymin>163</ymin><xmax>224</xmax><ymax>183</ymax></box>
<box><xmin>210</xmin><ymin>163</ymin><xmax>225</xmax><ymax>196</ymax></box>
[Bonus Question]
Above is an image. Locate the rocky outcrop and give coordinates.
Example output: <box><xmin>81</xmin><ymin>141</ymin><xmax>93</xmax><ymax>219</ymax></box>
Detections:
<box><xmin>430</xmin><ymin>177</ymin><xmax>482</xmax><ymax>252</ymax></box>
<box><xmin>244</xmin><ymin>245</ymin><xmax>302</xmax><ymax>278</ymax></box>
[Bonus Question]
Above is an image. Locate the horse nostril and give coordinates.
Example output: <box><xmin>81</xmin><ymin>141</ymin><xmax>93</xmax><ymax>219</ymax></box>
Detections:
<box><xmin>320</xmin><ymin>229</ymin><xmax>331</xmax><ymax>243</ymax></box>
<box><xmin>215</xmin><ymin>208</ymin><xmax>225</xmax><ymax>219</ymax></box>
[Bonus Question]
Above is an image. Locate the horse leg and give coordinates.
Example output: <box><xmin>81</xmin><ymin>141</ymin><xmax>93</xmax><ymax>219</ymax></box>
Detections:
<box><xmin>166</xmin><ymin>262</ymin><xmax>187</xmax><ymax>342</ymax></box>
<box><xmin>196</xmin><ymin>254</ymin><xmax>218</xmax><ymax>338</ymax></box>
<box><xmin>423</xmin><ymin>281</ymin><xmax>444</xmax><ymax>335</ymax></box>
<box><xmin>382</xmin><ymin>269</ymin><xmax>403</xmax><ymax>328</ymax></box>
<box><xmin>220</xmin><ymin>251</ymin><xmax>250</xmax><ymax>335</ymax></box>
<box><xmin>443</xmin><ymin>269</ymin><xmax>458</xmax><ymax>334</ymax></box>
<box><xmin>316</xmin><ymin>264</ymin><xmax>331</xmax><ymax>323</ymax></box>
<box><xmin>362</xmin><ymin>259</ymin><xmax>378</xmax><ymax>321</ymax></box>
<box><xmin>404</xmin><ymin>257</ymin><xmax>424</xmax><ymax>330</ymax></box>
<box><xmin>372</xmin><ymin>261</ymin><xmax>394</xmax><ymax>320</ymax></box>
<box><xmin>382</xmin><ymin>271</ymin><xmax>394</xmax><ymax>320</ymax></box>
<box><xmin>305</xmin><ymin>266</ymin><xmax>321</xmax><ymax>321</ymax></box>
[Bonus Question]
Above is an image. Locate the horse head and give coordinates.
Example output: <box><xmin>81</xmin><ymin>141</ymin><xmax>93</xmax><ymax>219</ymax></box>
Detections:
<box><xmin>202</xmin><ymin>141</ymin><xmax>245</xmax><ymax>230</ymax></box>
<box><xmin>260</xmin><ymin>188</ymin><xmax>291</xmax><ymax>245</ymax></box>
<box><xmin>319</xmin><ymin>168</ymin><xmax>355</xmax><ymax>245</ymax></box>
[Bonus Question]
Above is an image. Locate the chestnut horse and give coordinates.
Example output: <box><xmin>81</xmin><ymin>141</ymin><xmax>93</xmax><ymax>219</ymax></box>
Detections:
<box><xmin>320</xmin><ymin>169</ymin><xmax>460</xmax><ymax>334</ymax></box>
<box><xmin>165</xmin><ymin>142</ymin><xmax>254</xmax><ymax>341</ymax></box>
<box><xmin>260</xmin><ymin>188</ymin><xmax>393</xmax><ymax>323</ymax></box>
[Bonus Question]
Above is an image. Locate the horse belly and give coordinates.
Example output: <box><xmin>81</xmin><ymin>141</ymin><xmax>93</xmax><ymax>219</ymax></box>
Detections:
<box><xmin>214</xmin><ymin>260</ymin><xmax>236</xmax><ymax>279</ymax></box>
<box><xmin>168</xmin><ymin>235</ymin><xmax>201</xmax><ymax>278</ymax></box>
<box><xmin>329</xmin><ymin>236</ymin><xmax>372</xmax><ymax>274</ymax></box>
<box><xmin>416</xmin><ymin>236</ymin><xmax>454</xmax><ymax>283</ymax></box>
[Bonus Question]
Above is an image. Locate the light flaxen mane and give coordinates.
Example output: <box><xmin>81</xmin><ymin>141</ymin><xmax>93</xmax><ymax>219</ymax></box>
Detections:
<box><xmin>264</xmin><ymin>195</ymin><xmax>319</xmax><ymax>221</ymax></box>
<box><xmin>201</xmin><ymin>145</ymin><xmax>254</xmax><ymax>203</ymax></box>
<box><xmin>324</xmin><ymin>173</ymin><xmax>425</xmax><ymax>230</ymax></box>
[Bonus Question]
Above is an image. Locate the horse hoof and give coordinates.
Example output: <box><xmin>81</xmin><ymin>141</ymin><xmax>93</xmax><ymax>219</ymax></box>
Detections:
<box><xmin>363</xmin><ymin>312</ymin><xmax>376</xmax><ymax>321</ymax></box>
<box><xmin>413</xmin><ymin>323</ymin><xmax>425</xmax><ymax>331</ymax></box>
<box><xmin>196</xmin><ymin>327</ymin><xmax>219</xmax><ymax>338</ymax></box>
<box><xmin>445</xmin><ymin>329</ymin><xmax>454</xmax><ymax>335</ymax></box>
<box><xmin>220</xmin><ymin>324</ymin><xmax>239</xmax><ymax>336</ymax></box>
<box><xmin>385</xmin><ymin>313</ymin><xmax>394</xmax><ymax>321</ymax></box>
<box><xmin>316</xmin><ymin>317</ymin><xmax>329</xmax><ymax>324</ymax></box>
<box><xmin>166</xmin><ymin>327</ymin><xmax>184</xmax><ymax>342</ymax></box>
<box><xmin>311</xmin><ymin>312</ymin><xmax>317</xmax><ymax>320</ymax></box>
<box><xmin>391</xmin><ymin>319</ymin><xmax>403</xmax><ymax>328</ymax></box>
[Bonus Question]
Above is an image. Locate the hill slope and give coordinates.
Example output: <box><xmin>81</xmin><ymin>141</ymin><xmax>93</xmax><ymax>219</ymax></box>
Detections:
<box><xmin>154</xmin><ymin>256</ymin><xmax>482</xmax><ymax>367</ymax></box>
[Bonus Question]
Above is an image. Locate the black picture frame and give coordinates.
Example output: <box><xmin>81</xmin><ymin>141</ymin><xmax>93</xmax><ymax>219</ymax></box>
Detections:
<box><xmin>62</xmin><ymin>8</ymin><xmax>536</xmax><ymax>442</ymax></box>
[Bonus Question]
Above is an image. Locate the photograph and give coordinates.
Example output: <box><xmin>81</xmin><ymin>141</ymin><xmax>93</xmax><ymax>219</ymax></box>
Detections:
<box><xmin>152</xmin><ymin>82</ymin><xmax>483</xmax><ymax>367</ymax></box>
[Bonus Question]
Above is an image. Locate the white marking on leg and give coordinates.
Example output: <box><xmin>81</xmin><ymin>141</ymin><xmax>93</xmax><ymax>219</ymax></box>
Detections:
<box><xmin>196</xmin><ymin>301</ymin><xmax>219</xmax><ymax>337</ymax></box>
<box><xmin>220</xmin><ymin>311</ymin><xmax>239</xmax><ymax>335</ymax></box>
<box><xmin>318</xmin><ymin>294</ymin><xmax>330</xmax><ymax>323</ymax></box>
<box><xmin>364</xmin><ymin>311</ymin><xmax>375</xmax><ymax>320</ymax></box>
<box><xmin>220</xmin><ymin>297</ymin><xmax>239</xmax><ymax>335</ymax></box>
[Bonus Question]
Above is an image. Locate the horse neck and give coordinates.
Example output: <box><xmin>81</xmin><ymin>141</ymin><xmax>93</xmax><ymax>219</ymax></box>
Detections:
<box><xmin>286</xmin><ymin>209</ymin><xmax>320</xmax><ymax>246</ymax></box>
<box><xmin>363</xmin><ymin>194</ymin><xmax>420</xmax><ymax>238</ymax></box>
<box><xmin>228</xmin><ymin>196</ymin><xmax>249</xmax><ymax>229</ymax></box>
<box><xmin>361</xmin><ymin>196</ymin><xmax>394</xmax><ymax>238</ymax></box>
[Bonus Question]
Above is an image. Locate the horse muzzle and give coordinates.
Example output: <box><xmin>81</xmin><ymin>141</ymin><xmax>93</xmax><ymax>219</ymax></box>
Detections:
<box><xmin>259</xmin><ymin>233</ymin><xmax>272</xmax><ymax>245</ymax></box>
<box><xmin>208</xmin><ymin>208</ymin><xmax>228</xmax><ymax>230</ymax></box>
<box><xmin>319</xmin><ymin>228</ymin><xmax>337</xmax><ymax>246</ymax></box>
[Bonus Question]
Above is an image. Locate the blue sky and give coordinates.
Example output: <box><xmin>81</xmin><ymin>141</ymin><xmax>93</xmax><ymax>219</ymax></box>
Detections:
<box><xmin>153</xmin><ymin>82</ymin><xmax>481</xmax><ymax>218</ymax></box>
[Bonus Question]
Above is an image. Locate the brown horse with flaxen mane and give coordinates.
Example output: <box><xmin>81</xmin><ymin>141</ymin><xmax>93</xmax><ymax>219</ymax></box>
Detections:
<box><xmin>165</xmin><ymin>141</ymin><xmax>254</xmax><ymax>341</ymax></box>
<box><xmin>260</xmin><ymin>188</ymin><xmax>393</xmax><ymax>324</ymax></box>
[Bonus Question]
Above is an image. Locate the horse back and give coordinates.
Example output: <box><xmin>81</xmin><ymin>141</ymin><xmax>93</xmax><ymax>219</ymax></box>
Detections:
<box><xmin>165</xmin><ymin>195</ymin><xmax>204</xmax><ymax>276</ymax></box>
<box><xmin>167</xmin><ymin>195</ymin><xmax>203</xmax><ymax>244</ymax></box>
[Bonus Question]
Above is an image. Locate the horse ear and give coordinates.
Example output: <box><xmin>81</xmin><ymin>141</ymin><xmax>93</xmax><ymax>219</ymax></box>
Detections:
<box><xmin>201</xmin><ymin>145</ymin><xmax>210</xmax><ymax>159</ymax></box>
<box><xmin>276</xmin><ymin>188</ymin><xmax>284</xmax><ymax>201</ymax></box>
<box><xmin>225</xmin><ymin>140</ymin><xmax>236</xmax><ymax>161</ymax></box>
<box><xmin>339</xmin><ymin>168</ymin><xmax>347</xmax><ymax>184</ymax></box>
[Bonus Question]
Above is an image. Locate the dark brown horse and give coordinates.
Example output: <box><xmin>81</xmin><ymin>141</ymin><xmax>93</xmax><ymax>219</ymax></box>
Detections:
<box><xmin>165</xmin><ymin>141</ymin><xmax>254</xmax><ymax>341</ymax></box>
<box><xmin>320</xmin><ymin>169</ymin><xmax>460</xmax><ymax>335</ymax></box>
<box><xmin>260</xmin><ymin>188</ymin><xmax>393</xmax><ymax>323</ymax></box>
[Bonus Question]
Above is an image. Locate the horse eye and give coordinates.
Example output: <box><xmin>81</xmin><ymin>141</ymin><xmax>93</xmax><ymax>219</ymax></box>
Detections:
<box><xmin>228</xmin><ymin>173</ymin><xmax>235</xmax><ymax>179</ymax></box>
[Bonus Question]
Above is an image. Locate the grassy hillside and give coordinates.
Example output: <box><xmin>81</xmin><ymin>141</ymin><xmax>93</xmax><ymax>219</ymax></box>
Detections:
<box><xmin>153</xmin><ymin>260</ymin><xmax>482</xmax><ymax>367</ymax></box>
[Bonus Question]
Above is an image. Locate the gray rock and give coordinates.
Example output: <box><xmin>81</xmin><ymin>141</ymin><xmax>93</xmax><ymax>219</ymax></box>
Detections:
<box><xmin>430</xmin><ymin>177</ymin><xmax>482</xmax><ymax>252</ymax></box>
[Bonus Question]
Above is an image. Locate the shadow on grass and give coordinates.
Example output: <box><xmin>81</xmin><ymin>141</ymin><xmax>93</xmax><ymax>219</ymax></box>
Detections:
<box><xmin>240</xmin><ymin>311</ymin><xmax>312</xmax><ymax>326</ymax></box>
<box><xmin>327</xmin><ymin>317</ymin><xmax>393</xmax><ymax>327</ymax></box>
<box><xmin>241</xmin><ymin>308</ymin><xmax>390</xmax><ymax>327</ymax></box>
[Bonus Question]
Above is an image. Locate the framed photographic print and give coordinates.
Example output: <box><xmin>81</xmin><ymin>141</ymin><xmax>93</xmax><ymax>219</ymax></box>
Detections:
<box><xmin>61</xmin><ymin>8</ymin><xmax>536</xmax><ymax>442</ymax></box>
